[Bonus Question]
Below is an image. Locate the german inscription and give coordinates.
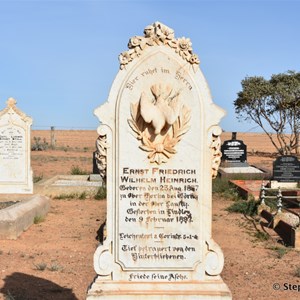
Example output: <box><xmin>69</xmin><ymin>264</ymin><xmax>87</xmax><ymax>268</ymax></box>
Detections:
<box><xmin>117</xmin><ymin>166</ymin><xmax>200</xmax><ymax>270</ymax></box>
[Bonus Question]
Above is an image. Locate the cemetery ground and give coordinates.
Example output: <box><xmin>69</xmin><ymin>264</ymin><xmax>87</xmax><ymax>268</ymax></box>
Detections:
<box><xmin>0</xmin><ymin>130</ymin><xmax>299</xmax><ymax>300</ymax></box>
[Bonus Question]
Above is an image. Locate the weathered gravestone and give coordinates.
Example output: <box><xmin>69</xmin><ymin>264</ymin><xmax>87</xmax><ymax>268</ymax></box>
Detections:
<box><xmin>87</xmin><ymin>22</ymin><xmax>231</xmax><ymax>299</ymax></box>
<box><xmin>221</xmin><ymin>132</ymin><xmax>247</xmax><ymax>167</ymax></box>
<box><xmin>273</xmin><ymin>155</ymin><xmax>300</xmax><ymax>182</ymax></box>
<box><xmin>0</xmin><ymin>98</ymin><xmax>33</xmax><ymax>193</ymax></box>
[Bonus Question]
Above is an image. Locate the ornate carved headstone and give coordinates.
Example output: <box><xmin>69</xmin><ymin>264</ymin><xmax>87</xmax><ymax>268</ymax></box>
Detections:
<box><xmin>0</xmin><ymin>98</ymin><xmax>33</xmax><ymax>193</ymax></box>
<box><xmin>88</xmin><ymin>22</ymin><xmax>231</xmax><ymax>299</ymax></box>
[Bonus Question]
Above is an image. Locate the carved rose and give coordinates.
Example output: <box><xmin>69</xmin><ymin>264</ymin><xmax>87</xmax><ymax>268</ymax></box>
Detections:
<box><xmin>176</xmin><ymin>37</ymin><xmax>192</xmax><ymax>59</ymax></box>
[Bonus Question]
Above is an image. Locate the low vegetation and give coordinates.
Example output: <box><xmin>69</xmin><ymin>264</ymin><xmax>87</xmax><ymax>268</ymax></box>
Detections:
<box><xmin>70</xmin><ymin>165</ymin><xmax>89</xmax><ymax>175</ymax></box>
<box><xmin>33</xmin><ymin>262</ymin><xmax>47</xmax><ymax>271</ymax></box>
<box><xmin>94</xmin><ymin>186</ymin><xmax>107</xmax><ymax>200</ymax></box>
<box><xmin>31</xmin><ymin>137</ymin><xmax>49</xmax><ymax>151</ymax></box>
<box><xmin>33</xmin><ymin>215</ymin><xmax>45</xmax><ymax>224</ymax></box>
<box><xmin>212</xmin><ymin>177</ymin><xmax>240</xmax><ymax>200</ymax></box>
<box><xmin>226</xmin><ymin>199</ymin><xmax>258</xmax><ymax>217</ymax></box>
<box><xmin>33</xmin><ymin>174</ymin><xmax>43</xmax><ymax>183</ymax></box>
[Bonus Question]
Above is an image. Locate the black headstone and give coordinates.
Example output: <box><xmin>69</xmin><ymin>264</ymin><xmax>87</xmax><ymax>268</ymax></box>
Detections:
<box><xmin>221</xmin><ymin>139</ymin><xmax>247</xmax><ymax>165</ymax></box>
<box><xmin>273</xmin><ymin>155</ymin><xmax>300</xmax><ymax>182</ymax></box>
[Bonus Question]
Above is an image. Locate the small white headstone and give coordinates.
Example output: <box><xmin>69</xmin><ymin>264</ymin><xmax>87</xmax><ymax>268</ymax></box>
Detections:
<box><xmin>0</xmin><ymin>98</ymin><xmax>33</xmax><ymax>194</ymax></box>
<box><xmin>88</xmin><ymin>22</ymin><xmax>231</xmax><ymax>299</ymax></box>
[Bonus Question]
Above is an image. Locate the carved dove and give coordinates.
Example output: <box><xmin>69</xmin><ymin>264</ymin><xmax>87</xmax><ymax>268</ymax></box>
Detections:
<box><xmin>140</xmin><ymin>84</ymin><xmax>182</xmax><ymax>134</ymax></box>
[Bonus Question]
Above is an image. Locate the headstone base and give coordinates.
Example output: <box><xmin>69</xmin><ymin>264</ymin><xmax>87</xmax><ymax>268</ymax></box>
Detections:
<box><xmin>87</xmin><ymin>278</ymin><xmax>232</xmax><ymax>300</ymax></box>
<box><xmin>270</xmin><ymin>180</ymin><xmax>298</xmax><ymax>189</ymax></box>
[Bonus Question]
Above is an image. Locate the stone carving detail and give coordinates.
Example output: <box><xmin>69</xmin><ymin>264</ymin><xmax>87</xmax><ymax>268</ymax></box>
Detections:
<box><xmin>94</xmin><ymin>243</ymin><xmax>114</xmax><ymax>277</ymax></box>
<box><xmin>128</xmin><ymin>84</ymin><xmax>191</xmax><ymax>164</ymax></box>
<box><xmin>119</xmin><ymin>22</ymin><xmax>200</xmax><ymax>70</ymax></box>
<box><xmin>0</xmin><ymin>97</ymin><xmax>28</xmax><ymax>121</ymax></box>
<box><xmin>95</xmin><ymin>134</ymin><xmax>108</xmax><ymax>180</ymax></box>
<box><xmin>205</xmin><ymin>239</ymin><xmax>224</xmax><ymax>276</ymax></box>
<box><xmin>210</xmin><ymin>127</ymin><xmax>222</xmax><ymax>179</ymax></box>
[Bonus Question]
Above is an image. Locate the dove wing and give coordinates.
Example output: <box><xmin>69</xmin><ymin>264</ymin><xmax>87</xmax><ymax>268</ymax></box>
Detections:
<box><xmin>140</xmin><ymin>92</ymin><xmax>156</xmax><ymax>123</ymax></box>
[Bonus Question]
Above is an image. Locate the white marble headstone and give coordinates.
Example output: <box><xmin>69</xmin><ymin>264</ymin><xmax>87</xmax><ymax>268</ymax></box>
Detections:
<box><xmin>0</xmin><ymin>98</ymin><xmax>33</xmax><ymax>194</ymax></box>
<box><xmin>87</xmin><ymin>22</ymin><xmax>231</xmax><ymax>299</ymax></box>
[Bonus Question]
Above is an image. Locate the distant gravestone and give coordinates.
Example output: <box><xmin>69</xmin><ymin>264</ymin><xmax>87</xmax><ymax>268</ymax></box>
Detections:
<box><xmin>0</xmin><ymin>98</ymin><xmax>33</xmax><ymax>193</ymax></box>
<box><xmin>221</xmin><ymin>132</ymin><xmax>247</xmax><ymax>166</ymax></box>
<box><xmin>273</xmin><ymin>155</ymin><xmax>300</xmax><ymax>182</ymax></box>
<box><xmin>87</xmin><ymin>22</ymin><xmax>231</xmax><ymax>299</ymax></box>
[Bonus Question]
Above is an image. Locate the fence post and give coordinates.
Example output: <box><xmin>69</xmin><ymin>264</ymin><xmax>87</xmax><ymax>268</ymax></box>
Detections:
<box><xmin>51</xmin><ymin>126</ymin><xmax>56</xmax><ymax>149</ymax></box>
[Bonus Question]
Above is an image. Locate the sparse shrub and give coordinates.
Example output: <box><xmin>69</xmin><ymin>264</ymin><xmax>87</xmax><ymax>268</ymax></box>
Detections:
<box><xmin>253</xmin><ymin>231</ymin><xmax>269</xmax><ymax>241</ymax></box>
<box><xmin>48</xmin><ymin>262</ymin><xmax>63</xmax><ymax>272</ymax></box>
<box><xmin>294</xmin><ymin>266</ymin><xmax>300</xmax><ymax>278</ymax></box>
<box><xmin>70</xmin><ymin>165</ymin><xmax>89</xmax><ymax>175</ymax></box>
<box><xmin>54</xmin><ymin>193</ymin><xmax>77</xmax><ymax>200</ymax></box>
<box><xmin>33</xmin><ymin>174</ymin><xmax>43</xmax><ymax>183</ymax></box>
<box><xmin>212</xmin><ymin>178</ymin><xmax>240</xmax><ymax>200</ymax></box>
<box><xmin>269</xmin><ymin>246</ymin><xmax>289</xmax><ymax>259</ymax></box>
<box><xmin>226</xmin><ymin>199</ymin><xmax>258</xmax><ymax>216</ymax></box>
<box><xmin>33</xmin><ymin>215</ymin><xmax>45</xmax><ymax>224</ymax></box>
<box><xmin>34</xmin><ymin>262</ymin><xmax>47</xmax><ymax>271</ymax></box>
<box><xmin>31</xmin><ymin>137</ymin><xmax>48</xmax><ymax>151</ymax></box>
<box><xmin>79</xmin><ymin>191</ymin><xmax>87</xmax><ymax>200</ymax></box>
<box><xmin>94</xmin><ymin>186</ymin><xmax>107</xmax><ymax>200</ymax></box>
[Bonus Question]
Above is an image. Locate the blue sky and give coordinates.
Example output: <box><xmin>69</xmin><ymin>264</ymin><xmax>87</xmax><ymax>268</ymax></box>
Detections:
<box><xmin>0</xmin><ymin>0</ymin><xmax>299</xmax><ymax>132</ymax></box>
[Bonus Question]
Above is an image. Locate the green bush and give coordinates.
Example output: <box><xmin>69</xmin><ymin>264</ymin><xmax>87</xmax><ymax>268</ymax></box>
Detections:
<box><xmin>226</xmin><ymin>199</ymin><xmax>258</xmax><ymax>216</ymax></box>
<box><xmin>212</xmin><ymin>178</ymin><xmax>240</xmax><ymax>200</ymax></box>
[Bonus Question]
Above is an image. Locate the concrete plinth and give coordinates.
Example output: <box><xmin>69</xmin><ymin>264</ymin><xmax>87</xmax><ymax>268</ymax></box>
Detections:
<box><xmin>0</xmin><ymin>194</ymin><xmax>50</xmax><ymax>239</ymax></box>
<box><xmin>87</xmin><ymin>278</ymin><xmax>232</xmax><ymax>300</ymax></box>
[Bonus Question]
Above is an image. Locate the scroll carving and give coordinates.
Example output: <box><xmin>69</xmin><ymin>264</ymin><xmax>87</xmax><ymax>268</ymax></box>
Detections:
<box><xmin>95</xmin><ymin>134</ymin><xmax>108</xmax><ymax>180</ymax></box>
<box><xmin>128</xmin><ymin>84</ymin><xmax>191</xmax><ymax>164</ymax></box>
<box><xmin>119</xmin><ymin>22</ymin><xmax>200</xmax><ymax>71</ymax></box>
<box><xmin>210</xmin><ymin>128</ymin><xmax>222</xmax><ymax>179</ymax></box>
<box><xmin>205</xmin><ymin>239</ymin><xmax>224</xmax><ymax>276</ymax></box>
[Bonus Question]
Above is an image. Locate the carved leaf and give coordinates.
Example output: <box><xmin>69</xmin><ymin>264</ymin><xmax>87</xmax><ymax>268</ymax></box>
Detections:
<box><xmin>139</xmin><ymin>144</ymin><xmax>153</xmax><ymax>152</ymax></box>
<box><xmin>130</xmin><ymin>103</ymin><xmax>138</xmax><ymax>120</ymax></box>
<box><xmin>127</xmin><ymin>119</ymin><xmax>140</xmax><ymax>136</ymax></box>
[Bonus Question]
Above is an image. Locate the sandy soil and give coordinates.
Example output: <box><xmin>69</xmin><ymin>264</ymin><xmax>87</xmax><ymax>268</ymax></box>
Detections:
<box><xmin>1</xmin><ymin>131</ymin><xmax>299</xmax><ymax>300</ymax></box>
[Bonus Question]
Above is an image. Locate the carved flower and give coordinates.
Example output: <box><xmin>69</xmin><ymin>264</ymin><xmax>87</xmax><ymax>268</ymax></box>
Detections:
<box><xmin>178</xmin><ymin>37</ymin><xmax>192</xmax><ymax>51</ymax></box>
<box><xmin>119</xmin><ymin>51</ymin><xmax>132</xmax><ymax>69</ymax></box>
<box><xmin>128</xmin><ymin>36</ymin><xmax>146</xmax><ymax>49</ymax></box>
<box><xmin>189</xmin><ymin>54</ymin><xmax>200</xmax><ymax>65</ymax></box>
<box><xmin>144</xmin><ymin>25</ymin><xmax>155</xmax><ymax>38</ymax></box>
<box><xmin>156</xmin><ymin>23</ymin><xmax>175</xmax><ymax>44</ymax></box>
<box><xmin>175</xmin><ymin>37</ymin><xmax>193</xmax><ymax>60</ymax></box>
<box><xmin>139</xmin><ymin>134</ymin><xmax>177</xmax><ymax>165</ymax></box>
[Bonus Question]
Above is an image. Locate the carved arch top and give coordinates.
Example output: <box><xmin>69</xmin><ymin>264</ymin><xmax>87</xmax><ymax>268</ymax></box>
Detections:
<box><xmin>119</xmin><ymin>21</ymin><xmax>200</xmax><ymax>70</ymax></box>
